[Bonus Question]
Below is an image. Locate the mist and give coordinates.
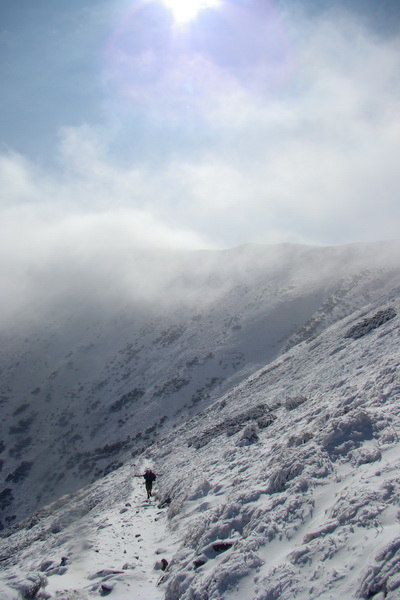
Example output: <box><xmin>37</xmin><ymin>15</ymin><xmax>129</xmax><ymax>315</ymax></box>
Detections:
<box><xmin>1</xmin><ymin>3</ymin><xmax>400</xmax><ymax>330</ymax></box>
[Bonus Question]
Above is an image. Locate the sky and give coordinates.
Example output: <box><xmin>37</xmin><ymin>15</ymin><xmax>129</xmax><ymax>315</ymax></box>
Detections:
<box><xmin>0</xmin><ymin>0</ymin><xmax>400</xmax><ymax>321</ymax></box>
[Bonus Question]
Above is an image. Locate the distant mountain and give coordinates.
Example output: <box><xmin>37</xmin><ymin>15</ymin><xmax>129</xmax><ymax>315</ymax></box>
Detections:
<box><xmin>0</xmin><ymin>239</ymin><xmax>399</xmax><ymax>534</ymax></box>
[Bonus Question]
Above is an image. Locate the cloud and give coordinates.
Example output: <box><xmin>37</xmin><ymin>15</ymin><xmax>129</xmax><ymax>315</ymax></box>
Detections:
<box><xmin>1</xmin><ymin>5</ymin><xmax>400</xmax><ymax>326</ymax></box>
<box><xmin>101</xmin><ymin>4</ymin><xmax>400</xmax><ymax>245</ymax></box>
<box><xmin>0</xmin><ymin>133</ymin><xmax>215</xmax><ymax>326</ymax></box>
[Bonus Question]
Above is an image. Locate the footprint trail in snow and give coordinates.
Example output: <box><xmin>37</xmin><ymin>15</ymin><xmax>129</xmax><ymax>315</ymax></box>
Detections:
<box><xmin>44</xmin><ymin>483</ymin><xmax>176</xmax><ymax>599</ymax></box>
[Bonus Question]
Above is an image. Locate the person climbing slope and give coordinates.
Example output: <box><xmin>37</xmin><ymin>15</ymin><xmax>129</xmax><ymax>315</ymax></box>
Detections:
<box><xmin>134</xmin><ymin>468</ymin><xmax>161</xmax><ymax>499</ymax></box>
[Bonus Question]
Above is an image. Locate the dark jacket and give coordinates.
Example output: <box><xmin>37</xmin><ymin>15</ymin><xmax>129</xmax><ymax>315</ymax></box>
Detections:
<box><xmin>144</xmin><ymin>471</ymin><xmax>156</xmax><ymax>483</ymax></box>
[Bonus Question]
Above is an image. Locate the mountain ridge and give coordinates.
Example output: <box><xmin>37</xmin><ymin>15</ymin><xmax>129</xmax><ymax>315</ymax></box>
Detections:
<box><xmin>0</xmin><ymin>278</ymin><xmax>399</xmax><ymax>599</ymax></box>
<box><xmin>0</xmin><ymin>240</ymin><xmax>399</xmax><ymax>532</ymax></box>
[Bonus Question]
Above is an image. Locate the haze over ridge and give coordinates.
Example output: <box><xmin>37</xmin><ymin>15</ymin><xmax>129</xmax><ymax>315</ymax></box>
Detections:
<box><xmin>1</xmin><ymin>239</ymin><xmax>399</xmax><ymax>530</ymax></box>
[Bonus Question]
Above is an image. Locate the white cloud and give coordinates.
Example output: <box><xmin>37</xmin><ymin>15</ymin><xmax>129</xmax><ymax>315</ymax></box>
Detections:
<box><xmin>1</xmin><ymin>8</ymin><xmax>400</xmax><ymax>324</ymax></box>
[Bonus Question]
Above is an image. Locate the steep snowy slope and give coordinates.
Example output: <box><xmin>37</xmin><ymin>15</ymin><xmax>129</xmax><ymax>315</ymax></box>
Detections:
<box><xmin>155</xmin><ymin>297</ymin><xmax>400</xmax><ymax>600</ymax></box>
<box><xmin>0</xmin><ymin>272</ymin><xmax>399</xmax><ymax>599</ymax></box>
<box><xmin>0</xmin><ymin>240</ymin><xmax>399</xmax><ymax>531</ymax></box>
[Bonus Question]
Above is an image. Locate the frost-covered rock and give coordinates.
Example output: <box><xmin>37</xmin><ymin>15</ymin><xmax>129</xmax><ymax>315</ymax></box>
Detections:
<box><xmin>319</xmin><ymin>409</ymin><xmax>375</xmax><ymax>455</ymax></box>
<box><xmin>358</xmin><ymin>538</ymin><xmax>400</xmax><ymax>599</ymax></box>
<box><xmin>236</xmin><ymin>422</ymin><xmax>259</xmax><ymax>446</ymax></box>
<box><xmin>9</xmin><ymin>574</ymin><xmax>48</xmax><ymax>599</ymax></box>
<box><xmin>345</xmin><ymin>307</ymin><xmax>396</xmax><ymax>339</ymax></box>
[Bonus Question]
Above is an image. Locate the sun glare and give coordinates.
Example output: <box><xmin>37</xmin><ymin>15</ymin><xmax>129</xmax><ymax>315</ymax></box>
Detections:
<box><xmin>162</xmin><ymin>0</ymin><xmax>220</xmax><ymax>23</ymax></box>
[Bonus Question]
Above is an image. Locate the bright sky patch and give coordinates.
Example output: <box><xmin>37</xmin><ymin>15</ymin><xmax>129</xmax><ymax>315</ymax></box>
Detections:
<box><xmin>162</xmin><ymin>0</ymin><xmax>220</xmax><ymax>23</ymax></box>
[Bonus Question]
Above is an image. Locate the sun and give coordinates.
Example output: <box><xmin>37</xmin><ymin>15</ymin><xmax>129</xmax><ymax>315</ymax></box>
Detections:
<box><xmin>162</xmin><ymin>0</ymin><xmax>220</xmax><ymax>23</ymax></box>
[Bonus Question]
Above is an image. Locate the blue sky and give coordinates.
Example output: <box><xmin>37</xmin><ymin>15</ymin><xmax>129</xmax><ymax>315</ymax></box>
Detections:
<box><xmin>1</xmin><ymin>0</ymin><xmax>400</xmax><ymax>266</ymax></box>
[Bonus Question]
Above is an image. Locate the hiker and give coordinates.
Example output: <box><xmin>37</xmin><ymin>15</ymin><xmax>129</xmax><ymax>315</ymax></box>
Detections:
<box><xmin>134</xmin><ymin>468</ymin><xmax>160</xmax><ymax>499</ymax></box>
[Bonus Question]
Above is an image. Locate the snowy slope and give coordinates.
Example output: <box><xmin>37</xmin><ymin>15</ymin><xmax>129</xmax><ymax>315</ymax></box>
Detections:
<box><xmin>155</xmin><ymin>299</ymin><xmax>400</xmax><ymax>600</ymax></box>
<box><xmin>0</xmin><ymin>277</ymin><xmax>399</xmax><ymax>599</ymax></box>
<box><xmin>0</xmin><ymin>240</ymin><xmax>400</xmax><ymax>599</ymax></box>
<box><xmin>1</xmin><ymin>240</ymin><xmax>399</xmax><ymax>529</ymax></box>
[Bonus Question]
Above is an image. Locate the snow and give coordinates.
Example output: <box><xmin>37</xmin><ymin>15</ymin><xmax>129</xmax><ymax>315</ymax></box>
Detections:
<box><xmin>1</xmin><ymin>241</ymin><xmax>400</xmax><ymax>599</ymax></box>
<box><xmin>0</xmin><ymin>466</ymin><xmax>178</xmax><ymax>599</ymax></box>
<box><xmin>43</xmin><ymin>484</ymin><xmax>175</xmax><ymax>600</ymax></box>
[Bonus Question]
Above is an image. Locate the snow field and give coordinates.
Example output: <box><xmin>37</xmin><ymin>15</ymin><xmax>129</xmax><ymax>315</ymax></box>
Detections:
<box><xmin>148</xmin><ymin>300</ymin><xmax>400</xmax><ymax>599</ymax></box>
<box><xmin>47</xmin><ymin>485</ymin><xmax>177</xmax><ymax>599</ymax></box>
<box><xmin>0</xmin><ymin>248</ymin><xmax>399</xmax><ymax>599</ymax></box>
<box><xmin>0</xmin><ymin>468</ymin><xmax>178</xmax><ymax>599</ymax></box>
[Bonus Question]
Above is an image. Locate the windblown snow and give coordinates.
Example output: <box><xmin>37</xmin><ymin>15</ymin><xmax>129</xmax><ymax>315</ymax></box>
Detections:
<box><xmin>1</xmin><ymin>240</ymin><xmax>400</xmax><ymax>599</ymax></box>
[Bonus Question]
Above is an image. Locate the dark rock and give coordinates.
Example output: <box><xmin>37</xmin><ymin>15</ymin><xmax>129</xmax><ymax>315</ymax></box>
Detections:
<box><xmin>14</xmin><ymin>574</ymin><xmax>47</xmax><ymax>599</ymax></box>
<box><xmin>285</xmin><ymin>396</ymin><xmax>307</xmax><ymax>411</ymax></box>
<box><xmin>0</xmin><ymin>488</ymin><xmax>14</xmax><ymax>511</ymax></box>
<box><xmin>193</xmin><ymin>556</ymin><xmax>207</xmax><ymax>569</ymax></box>
<box><xmin>154</xmin><ymin>377</ymin><xmax>190</xmax><ymax>398</ymax></box>
<box><xmin>158</xmin><ymin>497</ymin><xmax>171</xmax><ymax>509</ymax></box>
<box><xmin>100</xmin><ymin>581</ymin><xmax>115</xmax><ymax>595</ymax></box>
<box><xmin>188</xmin><ymin>404</ymin><xmax>275</xmax><ymax>449</ymax></box>
<box><xmin>39</xmin><ymin>560</ymin><xmax>54</xmax><ymax>572</ymax></box>
<box><xmin>212</xmin><ymin>542</ymin><xmax>233</xmax><ymax>553</ymax></box>
<box><xmin>345</xmin><ymin>308</ymin><xmax>396</xmax><ymax>340</ymax></box>
<box><xmin>46</xmin><ymin>566</ymin><xmax>68</xmax><ymax>576</ymax></box>
<box><xmin>6</xmin><ymin>461</ymin><xmax>33</xmax><ymax>483</ymax></box>
<box><xmin>109</xmin><ymin>388</ymin><xmax>145</xmax><ymax>413</ymax></box>
<box><xmin>155</xmin><ymin>325</ymin><xmax>186</xmax><ymax>347</ymax></box>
